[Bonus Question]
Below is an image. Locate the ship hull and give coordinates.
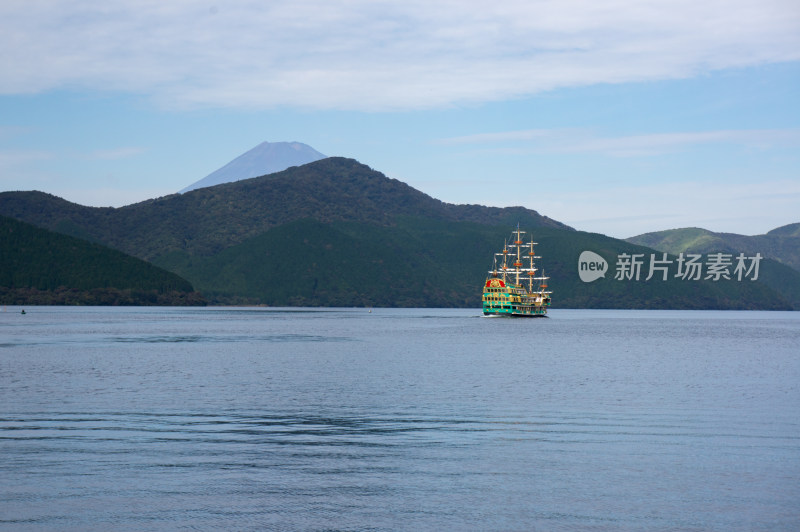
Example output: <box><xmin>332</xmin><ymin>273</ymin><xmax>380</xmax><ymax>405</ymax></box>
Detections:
<box><xmin>483</xmin><ymin>312</ymin><xmax>548</xmax><ymax>318</ymax></box>
<box><xmin>482</xmin><ymin>279</ymin><xmax>550</xmax><ymax>317</ymax></box>
<box><xmin>482</xmin><ymin>305</ymin><xmax>548</xmax><ymax>317</ymax></box>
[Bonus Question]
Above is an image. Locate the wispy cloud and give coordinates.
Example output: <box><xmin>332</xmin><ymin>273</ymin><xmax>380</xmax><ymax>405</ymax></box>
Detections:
<box><xmin>543</xmin><ymin>178</ymin><xmax>800</xmax><ymax>237</ymax></box>
<box><xmin>437</xmin><ymin>128</ymin><xmax>800</xmax><ymax>157</ymax></box>
<box><xmin>0</xmin><ymin>149</ymin><xmax>56</xmax><ymax>190</ymax></box>
<box><xmin>0</xmin><ymin>1</ymin><xmax>797</xmax><ymax>110</ymax></box>
<box><xmin>0</xmin><ymin>149</ymin><xmax>53</xmax><ymax>170</ymax></box>
<box><xmin>555</xmin><ymin>129</ymin><xmax>800</xmax><ymax>157</ymax></box>
<box><xmin>0</xmin><ymin>146</ymin><xmax>144</xmax><ymax>171</ymax></box>
<box><xmin>84</xmin><ymin>147</ymin><xmax>146</xmax><ymax>160</ymax></box>
<box><xmin>438</xmin><ymin>130</ymin><xmax>562</xmax><ymax>145</ymax></box>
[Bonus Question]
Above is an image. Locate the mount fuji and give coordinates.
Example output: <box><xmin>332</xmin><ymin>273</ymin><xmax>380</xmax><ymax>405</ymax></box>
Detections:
<box><xmin>180</xmin><ymin>141</ymin><xmax>327</xmax><ymax>193</ymax></box>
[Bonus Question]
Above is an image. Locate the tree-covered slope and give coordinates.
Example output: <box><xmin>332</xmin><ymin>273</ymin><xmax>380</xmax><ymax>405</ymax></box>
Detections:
<box><xmin>627</xmin><ymin>224</ymin><xmax>800</xmax><ymax>273</ymax></box>
<box><xmin>0</xmin><ymin>215</ymin><xmax>204</xmax><ymax>305</ymax></box>
<box><xmin>154</xmin><ymin>217</ymin><xmax>795</xmax><ymax>309</ymax></box>
<box><xmin>768</xmin><ymin>223</ymin><xmax>800</xmax><ymax>237</ymax></box>
<box><xmin>0</xmin><ymin>157</ymin><xmax>569</xmax><ymax>261</ymax></box>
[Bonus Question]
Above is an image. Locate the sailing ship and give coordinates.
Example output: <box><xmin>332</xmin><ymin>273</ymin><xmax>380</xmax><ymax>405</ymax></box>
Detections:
<box><xmin>482</xmin><ymin>225</ymin><xmax>551</xmax><ymax>317</ymax></box>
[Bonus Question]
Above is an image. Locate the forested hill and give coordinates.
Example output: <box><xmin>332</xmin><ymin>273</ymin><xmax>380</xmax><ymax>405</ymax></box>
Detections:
<box><xmin>155</xmin><ymin>217</ymin><xmax>797</xmax><ymax>310</ymax></box>
<box><xmin>0</xmin><ymin>157</ymin><xmax>570</xmax><ymax>261</ymax></box>
<box><xmin>627</xmin><ymin>224</ymin><xmax>800</xmax><ymax>273</ymax></box>
<box><xmin>0</xmin><ymin>215</ymin><xmax>205</xmax><ymax>305</ymax></box>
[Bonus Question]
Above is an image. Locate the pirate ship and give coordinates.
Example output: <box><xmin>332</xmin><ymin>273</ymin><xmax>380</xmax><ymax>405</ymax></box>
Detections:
<box><xmin>482</xmin><ymin>225</ymin><xmax>551</xmax><ymax>317</ymax></box>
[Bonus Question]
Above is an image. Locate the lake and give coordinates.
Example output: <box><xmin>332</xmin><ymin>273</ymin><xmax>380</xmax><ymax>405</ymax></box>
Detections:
<box><xmin>1</xmin><ymin>307</ymin><xmax>799</xmax><ymax>530</ymax></box>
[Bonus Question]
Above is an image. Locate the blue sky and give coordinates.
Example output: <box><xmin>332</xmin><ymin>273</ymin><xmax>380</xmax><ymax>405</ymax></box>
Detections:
<box><xmin>1</xmin><ymin>1</ymin><xmax>798</xmax><ymax>238</ymax></box>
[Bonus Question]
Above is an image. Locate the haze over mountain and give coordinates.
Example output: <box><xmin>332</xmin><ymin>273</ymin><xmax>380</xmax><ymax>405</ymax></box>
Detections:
<box><xmin>180</xmin><ymin>141</ymin><xmax>327</xmax><ymax>193</ymax></box>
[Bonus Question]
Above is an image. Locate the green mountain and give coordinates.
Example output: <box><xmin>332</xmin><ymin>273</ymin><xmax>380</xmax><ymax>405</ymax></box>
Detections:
<box><xmin>767</xmin><ymin>223</ymin><xmax>800</xmax><ymax>238</ymax></box>
<box><xmin>155</xmin><ymin>217</ymin><xmax>794</xmax><ymax>310</ymax></box>
<box><xmin>0</xmin><ymin>215</ymin><xmax>205</xmax><ymax>305</ymax></box>
<box><xmin>0</xmin><ymin>157</ymin><xmax>569</xmax><ymax>261</ymax></box>
<box><xmin>627</xmin><ymin>225</ymin><xmax>800</xmax><ymax>272</ymax></box>
<box><xmin>627</xmin><ymin>225</ymin><xmax>800</xmax><ymax>308</ymax></box>
<box><xmin>0</xmin><ymin>158</ymin><xmax>796</xmax><ymax>310</ymax></box>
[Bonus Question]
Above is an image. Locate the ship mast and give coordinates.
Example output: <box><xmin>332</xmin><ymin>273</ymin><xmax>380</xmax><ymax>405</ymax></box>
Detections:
<box><xmin>513</xmin><ymin>225</ymin><xmax>524</xmax><ymax>286</ymax></box>
<box><xmin>527</xmin><ymin>234</ymin><xmax>538</xmax><ymax>292</ymax></box>
<box><xmin>496</xmin><ymin>239</ymin><xmax>511</xmax><ymax>284</ymax></box>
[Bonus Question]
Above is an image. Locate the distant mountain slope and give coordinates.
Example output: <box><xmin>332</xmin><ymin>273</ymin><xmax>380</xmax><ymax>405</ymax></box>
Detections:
<box><xmin>627</xmin><ymin>224</ymin><xmax>800</xmax><ymax>273</ymax></box>
<box><xmin>180</xmin><ymin>141</ymin><xmax>327</xmax><ymax>193</ymax></box>
<box><xmin>768</xmin><ymin>223</ymin><xmax>800</xmax><ymax>237</ymax></box>
<box><xmin>0</xmin><ymin>215</ymin><xmax>204</xmax><ymax>305</ymax></box>
<box><xmin>0</xmin><ymin>157</ymin><xmax>570</xmax><ymax>261</ymax></box>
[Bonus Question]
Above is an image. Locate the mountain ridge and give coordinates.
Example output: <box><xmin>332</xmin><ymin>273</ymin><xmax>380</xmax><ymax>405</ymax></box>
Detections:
<box><xmin>767</xmin><ymin>222</ymin><xmax>800</xmax><ymax>238</ymax></box>
<box><xmin>0</xmin><ymin>157</ymin><xmax>571</xmax><ymax>261</ymax></box>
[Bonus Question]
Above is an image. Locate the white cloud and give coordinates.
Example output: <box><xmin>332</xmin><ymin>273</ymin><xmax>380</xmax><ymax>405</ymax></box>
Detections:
<box><xmin>557</xmin><ymin>130</ymin><xmax>800</xmax><ymax>157</ymax></box>
<box><xmin>438</xmin><ymin>128</ymin><xmax>800</xmax><ymax>157</ymax></box>
<box><xmin>0</xmin><ymin>0</ymin><xmax>797</xmax><ymax>110</ymax></box>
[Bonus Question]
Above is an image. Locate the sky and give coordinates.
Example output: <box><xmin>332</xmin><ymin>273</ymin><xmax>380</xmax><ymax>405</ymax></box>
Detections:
<box><xmin>1</xmin><ymin>1</ymin><xmax>799</xmax><ymax>239</ymax></box>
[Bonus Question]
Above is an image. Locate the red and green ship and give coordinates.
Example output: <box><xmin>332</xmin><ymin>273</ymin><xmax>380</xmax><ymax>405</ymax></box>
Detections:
<box><xmin>482</xmin><ymin>226</ymin><xmax>552</xmax><ymax>317</ymax></box>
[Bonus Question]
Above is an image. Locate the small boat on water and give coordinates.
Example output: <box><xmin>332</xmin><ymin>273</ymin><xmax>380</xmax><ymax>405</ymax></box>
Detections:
<box><xmin>482</xmin><ymin>225</ymin><xmax>551</xmax><ymax>317</ymax></box>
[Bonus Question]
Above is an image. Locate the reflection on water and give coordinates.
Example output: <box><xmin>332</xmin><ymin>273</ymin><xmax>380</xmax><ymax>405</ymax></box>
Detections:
<box><xmin>108</xmin><ymin>333</ymin><xmax>353</xmax><ymax>344</ymax></box>
<box><xmin>1</xmin><ymin>307</ymin><xmax>799</xmax><ymax>530</ymax></box>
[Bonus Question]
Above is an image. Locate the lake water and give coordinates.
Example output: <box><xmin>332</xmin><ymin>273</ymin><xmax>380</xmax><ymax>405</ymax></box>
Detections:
<box><xmin>1</xmin><ymin>307</ymin><xmax>799</xmax><ymax>531</ymax></box>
